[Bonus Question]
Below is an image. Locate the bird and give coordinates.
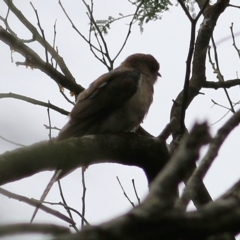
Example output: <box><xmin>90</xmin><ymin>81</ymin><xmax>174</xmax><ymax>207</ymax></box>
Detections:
<box><xmin>30</xmin><ymin>53</ymin><xmax>161</xmax><ymax>222</ymax></box>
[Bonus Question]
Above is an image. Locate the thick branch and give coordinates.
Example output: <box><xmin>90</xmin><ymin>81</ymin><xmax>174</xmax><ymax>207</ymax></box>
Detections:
<box><xmin>0</xmin><ymin>134</ymin><xmax>169</xmax><ymax>186</ymax></box>
<box><xmin>55</xmin><ymin>197</ymin><xmax>240</xmax><ymax>240</ymax></box>
<box><xmin>52</xmin><ymin>124</ymin><xmax>240</xmax><ymax>240</ymax></box>
<box><xmin>0</xmin><ymin>223</ymin><xmax>70</xmax><ymax>238</ymax></box>
<box><xmin>170</xmin><ymin>0</ymin><xmax>229</xmax><ymax>139</ymax></box>
<box><xmin>146</xmin><ymin>122</ymin><xmax>210</xmax><ymax>210</ymax></box>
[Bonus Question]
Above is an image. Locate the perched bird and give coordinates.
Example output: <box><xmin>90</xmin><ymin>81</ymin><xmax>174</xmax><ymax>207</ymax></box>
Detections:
<box><xmin>30</xmin><ymin>53</ymin><xmax>160</xmax><ymax>222</ymax></box>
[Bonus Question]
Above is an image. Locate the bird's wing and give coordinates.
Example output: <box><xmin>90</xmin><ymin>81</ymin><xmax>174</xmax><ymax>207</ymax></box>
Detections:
<box><xmin>57</xmin><ymin>68</ymin><xmax>141</xmax><ymax>140</ymax></box>
<box><xmin>71</xmin><ymin>68</ymin><xmax>140</xmax><ymax>119</ymax></box>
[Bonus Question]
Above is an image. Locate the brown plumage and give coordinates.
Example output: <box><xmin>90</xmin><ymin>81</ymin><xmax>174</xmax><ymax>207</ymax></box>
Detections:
<box><xmin>57</xmin><ymin>53</ymin><xmax>160</xmax><ymax>140</ymax></box>
<box><xmin>30</xmin><ymin>53</ymin><xmax>160</xmax><ymax>222</ymax></box>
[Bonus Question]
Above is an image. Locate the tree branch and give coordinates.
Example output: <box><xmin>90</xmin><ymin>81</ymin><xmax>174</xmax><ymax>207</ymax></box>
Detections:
<box><xmin>177</xmin><ymin>108</ymin><xmax>240</xmax><ymax>210</ymax></box>
<box><xmin>203</xmin><ymin>79</ymin><xmax>240</xmax><ymax>89</ymax></box>
<box><xmin>170</xmin><ymin>0</ymin><xmax>229</xmax><ymax>146</ymax></box>
<box><xmin>0</xmin><ymin>92</ymin><xmax>69</xmax><ymax>115</ymax></box>
<box><xmin>0</xmin><ymin>223</ymin><xmax>70</xmax><ymax>238</ymax></box>
<box><xmin>0</xmin><ymin>187</ymin><xmax>75</xmax><ymax>225</ymax></box>
<box><xmin>3</xmin><ymin>0</ymin><xmax>75</xmax><ymax>83</ymax></box>
<box><xmin>0</xmin><ymin>26</ymin><xmax>84</xmax><ymax>95</ymax></box>
<box><xmin>0</xmin><ymin>134</ymin><xmax>169</xmax><ymax>186</ymax></box>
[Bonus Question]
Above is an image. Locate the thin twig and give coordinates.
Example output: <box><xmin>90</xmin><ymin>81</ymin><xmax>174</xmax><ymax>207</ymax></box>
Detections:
<box><xmin>0</xmin><ymin>93</ymin><xmax>69</xmax><ymax>115</ymax></box>
<box><xmin>30</xmin><ymin>2</ymin><xmax>49</xmax><ymax>63</ymax></box>
<box><xmin>0</xmin><ymin>187</ymin><xmax>75</xmax><ymax>225</ymax></box>
<box><xmin>211</xmin><ymin>99</ymin><xmax>232</xmax><ymax>111</ymax></box>
<box><xmin>44</xmin><ymin>199</ymin><xmax>90</xmax><ymax>226</ymax></box>
<box><xmin>57</xmin><ymin>181</ymin><xmax>78</xmax><ymax>232</ymax></box>
<box><xmin>47</xmin><ymin>101</ymin><xmax>52</xmax><ymax>139</ymax></box>
<box><xmin>230</xmin><ymin>22</ymin><xmax>240</xmax><ymax>59</ymax></box>
<box><xmin>88</xmin><ymin>0</ymin><xmax>108</xmax><ymax>67</ymax></box>
<box><xmin>210</xmin><ymin>100</ymin><xmax>240</xmax><ymax>126</ymax></box>
<box><xmin>210</xmin><ymin>37</ymin><xmax>235</xmax><ymax>113</ymax></box>
<box><xmin>43</xmin><ymin>125</ymin><xmax>60</xmax><ymax>131</ymax></box>
<box><xmin>81</xmin><ymin>168</ymin><xmax>87</xmax><ymax>228</ymax></box>
<box><xmin>228</xmin><ymin>4</ymin><xmax>240</xmax><ymax>9</ymax></box>
<box><xmin>116</xmin><ymin>176</ymin><xmax>134</xmax><ymax>207</ymax></box>
<box><xmin>113</xmin><ymin>0</ymin><xmax>144</xmax><ymax>61</ymax></box>
<box><xmin>51</xmin><ymin>19</ymin><xmax>58</xmax><ymax>67</ymax></box>
<box><xmin>0</xmin><ymin>135</ymin><xmax>25</xmax><ymax>147</ymax></box>
<box><xmin>58</xmin><ymin>0</ymin><xmax>102</xmax><ymax>54</ymax></box>
<box><xmin>132</xmin><ymin>179</ymin><xmax>140</xmax><ymax>205</ymax></box>
<box><xmin>82</xmin><ymin>0</ymin><xmax>111</xmax><ymax>67</ymax></box>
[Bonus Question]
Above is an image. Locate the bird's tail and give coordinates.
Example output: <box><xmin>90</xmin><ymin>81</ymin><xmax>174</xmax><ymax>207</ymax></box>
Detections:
<box><xmin>30</xmin><ymin>169</ymin><xmax>62</xmax><ymax>223</ymax></box>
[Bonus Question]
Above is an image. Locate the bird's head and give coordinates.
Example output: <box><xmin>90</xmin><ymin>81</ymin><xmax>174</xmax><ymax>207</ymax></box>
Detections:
<box><xmin>121</xmin><ymin>53</ymin><xmax>161</xmax><ymax>83</ymax></box>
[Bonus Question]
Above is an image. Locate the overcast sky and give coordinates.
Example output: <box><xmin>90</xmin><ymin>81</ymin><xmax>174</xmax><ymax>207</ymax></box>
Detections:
<box><xmin>0</xmin><ymin>0</ymin><xmax>240</xmax><ymax>239</ymax></box>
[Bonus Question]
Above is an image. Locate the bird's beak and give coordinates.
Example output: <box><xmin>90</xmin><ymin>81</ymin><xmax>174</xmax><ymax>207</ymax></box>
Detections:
<box><xmin>158</xmin><ymin>72</ymin><xmax>162</xmax><ymax>77</ymax></box>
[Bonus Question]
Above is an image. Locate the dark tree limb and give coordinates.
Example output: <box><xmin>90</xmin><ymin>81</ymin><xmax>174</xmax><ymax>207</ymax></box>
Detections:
<box><xmin>175</xmin><ymin>0</ymin><xmax>210</xmax><ymax>136</ymax></box>
<box><xmin>0</xmin><ymin>223</ymin><xmax>70</xmax><ymax>238</ymax></box>
<box><xmin>146</xmin><ymin>122</ymin><xmax>210</xmax><ymax>211</ymax></box>
<box><xmin>54</xmin><ymin>197</ymin><xmax>240</xmax><ymax>240</ymax></box>
<box><xmin>168</xmin><ymin>0</ymin><xmax>230</xmax><ymax>213</ymax></box>
<box><xmin>50</xmin><ymin>123</ymin><xmax>240</xmax><ymax>240</ymax></box>
<box><xmin>170</xmin><ymin>0</ymin><xmax>229</xmax><ymax>147</ymax></box>
<box><xmin>177</xmin><ymin>109</ymin><xmax>240</xmax><ymax>210</ymax></box>
<box><xmin>0</xmin><ymin>134</ymin><xmax>169</xmax><ymax>186</ymax></box>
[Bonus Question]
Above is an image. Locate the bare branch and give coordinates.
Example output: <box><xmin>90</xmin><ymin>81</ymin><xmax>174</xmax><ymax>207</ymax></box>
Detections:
<box><xmin>148</xmin><ymin>122</ymin><xmax>210</xmax><ymax>210</ymax></box>
<box><xmin>210</xmin><ymin>36</ymin><xmax>235</xmax><ymax>113</ymax></box>
<box><xmin>170</xmin><ymin>0</ymin><xmax>229</xmax><ymax>153</ymax></box>
<box><xmin>132</xmin><ymin>179</ymin><xmax>141</xmax><ymax>205</ymax></box>
<box><xmin>113</xmin><ymin>0</ymin><xmax>144</xmax><ymax>61</ymax></box>
<box><xmin>117</xmin><ymin>176</ymin><xmax>135</xmax><ymax>207</ymax></box>
<box><xmin>57</xmin><ymin>181</ymin><xmax>79</xmax><ymax>231</ymax></box>
<box><xmin>0</xmin><ymin>187</ymin><xmax>75</xmax><ymax>225</ymax></box>
<box><xmin>178</xmin><ymin>0</ymin><xmax>210</xmax><ymax>134</ymax></box>
<box><xmin>230</xmin><ymin>22</ymin><xmax>240</xmax><ymax>59</ymax></box>
<box><xmin>44</xmin><ymin>198</ymin><xmax>90</xmax><ymax>226</ymax></box>
<box><xmin>58</xmin><ymin>0</ymin><xmax>102</xmax><ymax>55</ymax></box>
<box><xmin>81</xmin><ymin>168</ymin><xmax>87</xmax><ymax>227</ymax></box>
<box><xmin>3</xmin><ymin>0</ymin><xmax>75</xmax><ymax>82</ymax></box>
<box><xmin>228</xmin><ymin>4</ymin><xmax>240</xmax><ymax>9</ymax></box>
<box><xmin>30</xmin><ymin>2</ymin><xmax>49</xmax><ymax>64</ymax></box>
<box><xmin>0</xmin><ymin>27</ymin><xmax>84</xmax><ymax>94</ymax></box>
<box><xmin>47</xmin><ymin>101</ymin><xmax>53</xmax><ymax>139</ymax></box>
<box><xmin>203</xmin><ymin>79</ymin><xmax>240</xmax><ymax>89</ymax></box>
<box><xmin>0</xmin><ymin>92</ymin><xmax>69</xmax><ymax>116</ymax></box>
<box><xmin>177</xmin><ymin>109</ymin><xmax>240</xmax><ymax>210</ymax></box>
<box><xmin>0</xmin><ymin>134</ymin><xmax>25</xmax><ymax>147</ymax></box>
